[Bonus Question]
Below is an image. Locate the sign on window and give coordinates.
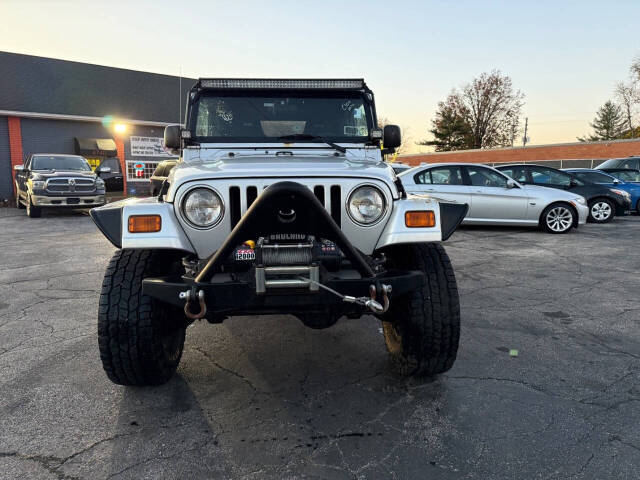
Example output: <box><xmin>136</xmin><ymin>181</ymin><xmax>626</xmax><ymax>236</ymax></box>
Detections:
<box><xmin>130</xmin><ymin>136</ymin><xmax>175</xmax><ymax>157</ymax></box>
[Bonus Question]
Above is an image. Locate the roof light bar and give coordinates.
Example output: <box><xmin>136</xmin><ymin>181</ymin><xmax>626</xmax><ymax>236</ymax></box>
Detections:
<box><xmin>199</xmin><ymin>79</ymin><xmax>364</xmax><ymax>89</ymax></box>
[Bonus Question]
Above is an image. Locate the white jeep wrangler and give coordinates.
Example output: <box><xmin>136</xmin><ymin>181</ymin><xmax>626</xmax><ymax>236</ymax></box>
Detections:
<box><xmin>90</xmin><ymin>79</ymin><xmax>468</xmax><ymax>386</ymax></box>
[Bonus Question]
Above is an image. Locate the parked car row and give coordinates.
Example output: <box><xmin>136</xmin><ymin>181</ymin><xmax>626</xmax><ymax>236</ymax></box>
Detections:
<box><xmin>494</xmin><ymin>164</ymin><xmax>632</xmax><ymax>223</ymax></box>
<box><xmin>12</xmin><ymin>151</ymin><xmax>640</xmax><ymax>232</ymax></box>
<box><xmin>397</xmin><ymin>159</ymin><xmax>640</xmax><ymax>234</ymax></box>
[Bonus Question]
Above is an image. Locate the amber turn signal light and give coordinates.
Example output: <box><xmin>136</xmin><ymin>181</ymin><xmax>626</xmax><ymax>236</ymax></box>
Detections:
<box><xmin>128</xmin><ymin>215</ymin><xmax>162</xmax><ymax>233</ymax></box>
<box><xmin>405</xmin><ymin>210</ymin><xmax>435</xmax><ymax>228</ymax></box>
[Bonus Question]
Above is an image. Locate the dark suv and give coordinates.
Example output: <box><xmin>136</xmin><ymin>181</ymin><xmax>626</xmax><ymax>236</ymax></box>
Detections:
<box><xmin>14</xmin><ymin>154</ymin><xmax>106</xmax><ymax>218</ymax></box>
<box><xmin>595</xmin><ymin>156</ymin><xmax>640</xmax><ymax>171</ymax></box>
<box><xmin>495</xmin><ymin>164</ymin><xmax>632</xmax><ymax>223</ymax></box>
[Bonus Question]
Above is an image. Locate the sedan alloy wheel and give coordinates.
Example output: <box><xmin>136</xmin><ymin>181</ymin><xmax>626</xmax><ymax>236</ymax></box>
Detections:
<box><xmin>589</xmin><ymin>200</ymin><xmax>613</xmax><ymax>222</ymax></box>
<box><xmin>545</xmin><ymin>206</ymin><xmax>574</xmax><ymax>233</ymax></box>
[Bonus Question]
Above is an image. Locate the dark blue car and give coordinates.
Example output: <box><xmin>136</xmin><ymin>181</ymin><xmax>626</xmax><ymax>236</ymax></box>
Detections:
<box><xmin>565</xmin><ymin>169</ymin><xmax>640</xmax><ymax>213</ymax></box>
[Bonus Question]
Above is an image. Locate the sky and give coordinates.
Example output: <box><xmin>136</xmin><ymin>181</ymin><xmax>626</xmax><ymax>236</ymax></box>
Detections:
<box><xmin>1</xmin><ymin>0</ymin><xmax>639</xmax><ymax>153</ymax></box>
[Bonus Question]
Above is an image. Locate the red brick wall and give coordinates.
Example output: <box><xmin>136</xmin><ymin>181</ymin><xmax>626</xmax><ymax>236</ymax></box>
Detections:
<box><xmin>399</xmin><ymin>139</ymin><xmax>640</xmax><ymax>166</ymax></box>
<box><xmin>7</xmin><ymin>116</ymin><xmax>23</xmax><ymax>195</ymax></box>
<box><xmin>115</xmin><ymin>137</ymin><xmax>127</xmax><ymax>194</ymax></box>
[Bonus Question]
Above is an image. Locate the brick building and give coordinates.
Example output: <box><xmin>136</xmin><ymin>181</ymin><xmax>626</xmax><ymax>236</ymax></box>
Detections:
<box><xmin>399</xmin><ymin>138</ymin><xmax>640</xmax><ymax>168</ymax></box>
<box><xmin>0</xmin><ymin>51</ymin><xmax>196</xmax><ymax>201</ymax></box>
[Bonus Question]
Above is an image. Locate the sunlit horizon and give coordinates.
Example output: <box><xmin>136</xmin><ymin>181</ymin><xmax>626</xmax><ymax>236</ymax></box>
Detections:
<box><xmin>1</xmin><ymin>0</ymin><xmax>638</xmax><ymax>154</ymax></box>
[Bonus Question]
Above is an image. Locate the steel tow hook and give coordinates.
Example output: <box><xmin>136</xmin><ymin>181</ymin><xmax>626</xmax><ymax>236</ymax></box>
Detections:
<box><xmin>367</xmin><ymin>284</ymin><xmax>391</xmax><ymax>314</ymax></box>
<box><xmin>179</xmin><ymin>289</ymin><xmax>207</xmax><ymax>320</ymax></box>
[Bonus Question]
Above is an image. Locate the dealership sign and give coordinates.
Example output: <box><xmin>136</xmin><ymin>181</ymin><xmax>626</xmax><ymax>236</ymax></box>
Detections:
<box><xmin>130</xmin><ymin>136</ymin><xmax>174</xmax><ymax>157</ymax></box>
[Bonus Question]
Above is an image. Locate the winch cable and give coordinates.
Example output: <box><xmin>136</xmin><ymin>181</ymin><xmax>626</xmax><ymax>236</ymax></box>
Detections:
<box><xmin>297</xmin><ymin>276</ymin><xmax>390</xmax><ymax>314</ymax></box>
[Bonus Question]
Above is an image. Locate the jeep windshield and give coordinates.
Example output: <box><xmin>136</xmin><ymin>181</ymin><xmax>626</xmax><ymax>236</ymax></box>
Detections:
<box><xmin>31</xmin><ymin>155</ymin><xmax>92</xmax><ymax>171</ymax></box>
<box><xmin>190</xmin><ymin>91</ymin><xmax>372</xmax><ymax>144</ymax></box>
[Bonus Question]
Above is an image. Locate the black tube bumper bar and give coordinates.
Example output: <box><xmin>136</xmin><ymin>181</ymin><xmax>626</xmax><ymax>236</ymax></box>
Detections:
<box><xmin>196</xmin><ymin>181</ymin><xmax>374</xmax><ymax>282</ymax></box>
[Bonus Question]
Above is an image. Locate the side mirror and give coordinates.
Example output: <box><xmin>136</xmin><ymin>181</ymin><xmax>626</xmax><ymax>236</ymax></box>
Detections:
<box><xmin>569</xmin><ymin>178</ymin><xmax>578</xmax><ymax>187</ymax></box>
<box><xmin>613</xmin><ymin>179</ymin><xmax>620</xmax><ymax>184</ymax></box>
<box><xmin>164</xmin><ymin>125</ymin><xmax>182</xmax><ymax>150</ymax></box>
<box><xmin>506</xmin><ymin>179</ymin><xmax>517</xmax><ymax>189</ymax></box>
<box><xmin>13</xmin><ymin>165</ymin><xmax>24</xmax><ymax>171</ymax></box>
<box><xmin>97</xmin><ymin>166</ymin><xmax>111</xmax><ymax>174</ymax></box>
<box><xmin>383</xmin><ymin>125</ymin><xmax>401</xmax><ymax>149</ymax></box>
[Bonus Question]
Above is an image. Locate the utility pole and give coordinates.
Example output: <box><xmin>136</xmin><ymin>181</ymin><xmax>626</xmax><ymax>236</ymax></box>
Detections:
<box><xmin>522</xmin><ymin>117</ymin><xmax>529</xmax><ymax>147</ymax></box>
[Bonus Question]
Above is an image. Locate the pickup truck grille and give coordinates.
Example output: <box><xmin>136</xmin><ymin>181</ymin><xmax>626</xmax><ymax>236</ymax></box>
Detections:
<box><xmin>46</xmin><ymin>178</ymin><xmax>95</xmax><ymax>193</ymax></box>
<box><xmin>228</xmin><ymin>184</ymin><xmax>341</xmax><ymax>229</ymax></box>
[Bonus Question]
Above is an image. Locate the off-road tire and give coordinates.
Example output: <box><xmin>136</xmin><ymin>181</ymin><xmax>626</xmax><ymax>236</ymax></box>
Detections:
<box><xmin>540</xmin><ymin>202</ymin><xmax>575</xmax><ymax>234</ymax></box>
<box><xmin>587</xmin><ymin>198</ymin><xmax>614</xmax><ymax>223</ymax></box>
<box><xmin>381</xmin><ymin>243</ymin><xmax>460</xmax><ymax>376</ymax></box>
<box><xmin>98</xmin><ymin>249</ymin><xmax>187</xmax><ymax>386</ymax></box>
<box><xmin>26</xmin><ymin>194</ymin><xmax>41</xmax><ymax>218</ymax></box>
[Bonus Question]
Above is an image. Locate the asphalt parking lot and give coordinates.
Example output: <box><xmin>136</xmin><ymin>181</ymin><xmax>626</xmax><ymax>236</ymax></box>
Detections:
<box><xmin>0</xmin><ymin>208</ymin><xmax>638</xmax><ymax>479</ymax></box>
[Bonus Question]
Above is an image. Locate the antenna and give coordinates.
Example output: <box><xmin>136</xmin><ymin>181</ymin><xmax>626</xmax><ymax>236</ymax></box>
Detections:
<box><xmin>179</xmin><ymin>65</ymin><xmax>182</xmax><ymax>125</ymax></box>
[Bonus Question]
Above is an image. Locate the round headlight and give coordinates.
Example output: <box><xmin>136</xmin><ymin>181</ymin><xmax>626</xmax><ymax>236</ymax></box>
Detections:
<box><xmin>347</xmin><ymin>185</ymin><xmax>386</xmax><ymax>225</ymax></box>
<box><xmin>182</xmin><ymin>187</ymin><xmax>223</xmax><ymax>228</ymax></box>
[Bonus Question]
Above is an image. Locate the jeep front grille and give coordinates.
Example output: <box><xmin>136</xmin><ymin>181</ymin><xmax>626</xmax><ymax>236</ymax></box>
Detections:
<box><xmin>46</xmin><ymin>178</ymin><xmax>95</xmax><ymax>193</ymax></box>
<box><xmin>228</xmin><ymin>184</ymin><xmax>341</xmax><ymax>229</ymax></box>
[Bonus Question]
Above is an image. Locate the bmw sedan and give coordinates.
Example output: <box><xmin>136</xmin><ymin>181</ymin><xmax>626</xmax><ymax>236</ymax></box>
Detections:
<box><xmin>398</xmin><ymin>163</ymin><xmax>589</xmax><ymax>234</ymax></box>
<box><xmin>495</xmin><ymin>164</ymin><xmax>631</xmax><ymax>223</ymax></box>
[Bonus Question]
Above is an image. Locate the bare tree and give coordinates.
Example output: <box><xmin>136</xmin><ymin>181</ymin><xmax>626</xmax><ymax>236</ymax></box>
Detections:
<box><xmin>631</xmin><ymin>54</ymin><xmax>640</xmax><ymax>83</ymax></box>
<box><xmin>422</xmin><ymin>70</ymin><xmax>524</xmax><ymax>150</ymax></box>
<box><xmin>615</xmin><ymin>81</ymin><xmax>639</xmax><ymax>138</ymax></box>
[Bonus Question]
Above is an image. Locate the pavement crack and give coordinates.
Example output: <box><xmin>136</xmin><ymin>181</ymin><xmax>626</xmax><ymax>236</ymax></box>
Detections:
<box><xmin>105</xmin><ymin>438</ymin><xmax>215</xmax><ymax>479</ymax></box>
<box><xmin>445</xmin><ymin>374</ymin><xmax>548</xmax><ymax>394</ymax></box>
<box><xmin>575</xmin><ymin>453</ymin><xmax>594</xmax><ymax>477</ymax></box>
<box><xmin>192</xmin><ymin>346</ymin><xmax>266</xmax><ymax>393</ymax></box>
<box><xmin>0</xmin><ymin>451</ymin><xmax>79</xmax><ymax>479</ymax></box>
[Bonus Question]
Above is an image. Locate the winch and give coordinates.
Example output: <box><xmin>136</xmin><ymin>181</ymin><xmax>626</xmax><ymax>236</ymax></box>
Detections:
<box><xmin>254</xmin><ymin>235</ymin><xmax>322</xmax><ymax>294</ymax></box>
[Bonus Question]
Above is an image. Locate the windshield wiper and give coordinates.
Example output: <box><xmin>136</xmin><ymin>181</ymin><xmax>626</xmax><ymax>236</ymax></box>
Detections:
<box><xmin>278</xmin><ymin>134</ymin><xmax>347</xmax><ymax>154</ymax></box>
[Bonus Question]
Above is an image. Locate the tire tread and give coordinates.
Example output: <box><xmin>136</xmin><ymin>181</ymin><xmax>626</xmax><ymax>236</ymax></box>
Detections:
<box><xmin>97</xmin><ymin>249</ymin><xmax>185</xmax><ymax>386</ymax></box>
<box><xmin>383</xmin><ymin>243</ymin><xmax>460</xmax><ymax>376</ymax></box>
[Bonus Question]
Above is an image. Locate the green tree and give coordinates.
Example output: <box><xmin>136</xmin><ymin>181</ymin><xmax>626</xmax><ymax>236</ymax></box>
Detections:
<box><xmin>578</xmin><ymin>101</ymin><xmax>627</xmax><ymax>141</ymax></box>
<box><xmin>418</xmin><ymin>101</ymin><xmax>473</xmax><ymax>151</ymax></box>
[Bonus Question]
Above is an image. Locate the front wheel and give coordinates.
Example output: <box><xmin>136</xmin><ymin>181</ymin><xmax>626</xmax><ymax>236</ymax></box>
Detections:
<box><xmin>381</xmin><ymin>243</ymin><xmax>461</xmax><ymax>376</ymax></box>
<box><xmin>26</xmin><ymin>194</ymin><xmax>41</xmax><ymax>218</ymax></box>
<box><xmin>98</xmin><ymin>249</ymin><xmax>188</xmax><ymax>386</ymax></box>
<box><xmin>588</xmin><ymin>198</ymin><xmax>614</xmax><ymax>223</ymax></box>
<box><xmin>540</xmin><ymin>203</ymin><xmax>575</xmax><ymax>234</ymax></box>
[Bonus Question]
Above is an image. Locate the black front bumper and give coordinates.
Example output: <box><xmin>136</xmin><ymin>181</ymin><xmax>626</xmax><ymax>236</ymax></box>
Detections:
<box><xmin>614</xmin><ymin>197</ymin><xmax>632</xmax><ymax>216</ymax></box>
<box><xmin>142</xmin><ymin>269</ymin><xmax>423</xmax><ymax>317</ymax></box>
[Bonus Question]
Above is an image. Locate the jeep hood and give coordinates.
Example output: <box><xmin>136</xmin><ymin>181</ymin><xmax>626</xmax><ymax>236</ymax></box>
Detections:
<box><xmin>165</xmin><ymin>155</ymin><xmax>398</xmax><ymax>202</ymax></box>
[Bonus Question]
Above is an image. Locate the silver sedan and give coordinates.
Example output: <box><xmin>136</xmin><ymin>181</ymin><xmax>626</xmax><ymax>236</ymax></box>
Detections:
<box><xmin>398</xmin><ymin>163</ymin><xmax>589</xmax><ymax>233</ymax></box>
